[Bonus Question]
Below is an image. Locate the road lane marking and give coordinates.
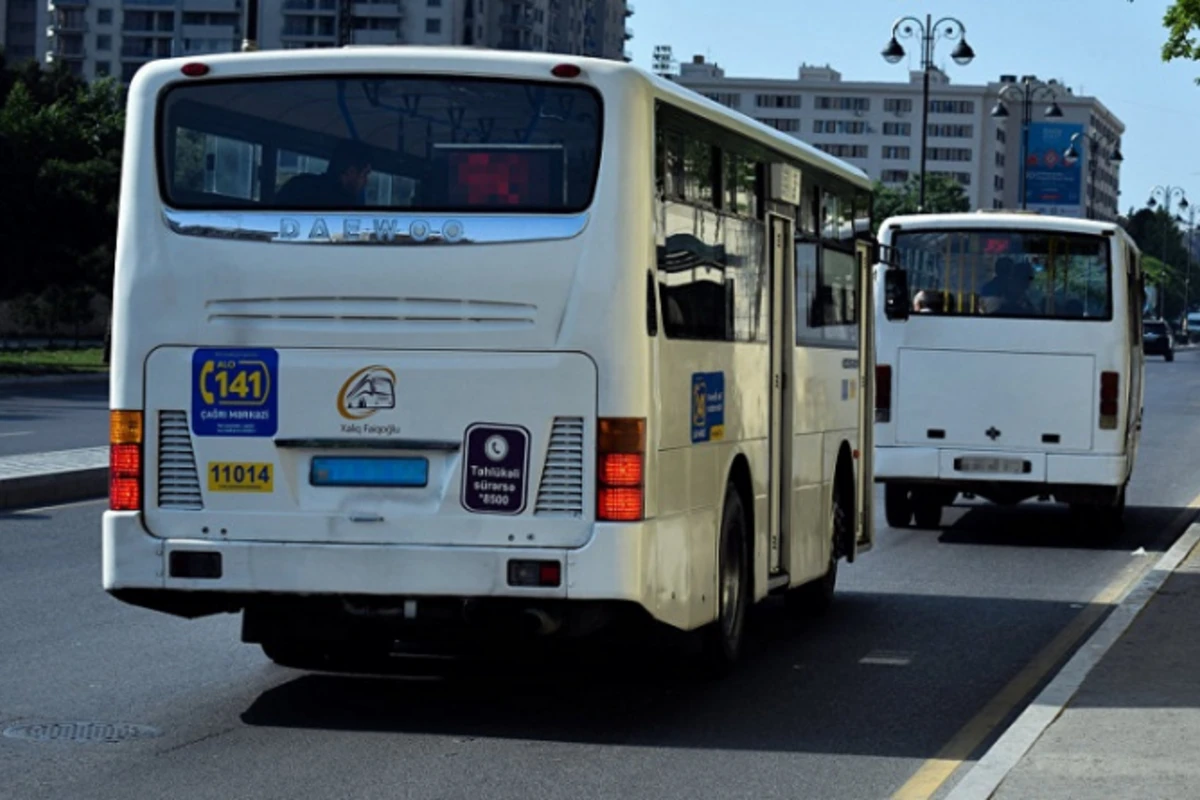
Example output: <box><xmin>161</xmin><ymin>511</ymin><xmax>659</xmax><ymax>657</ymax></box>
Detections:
<box><xmin>891</xmin><ymin>490</ymin><xmax>1200</xmax><ymax>800</ymax></box>
<box><xmin>945</xmin><ymin>522</ymin><xmax>1200</xmax><ymax>800</ymax></box>
<box><xmin>860</xmin><ymin>650</ymin><xmax>915</xmax><ymax>666</ymax></box>
<box><xmin>0</xmin><ymin>431</ymin><xmax>32</xmax><ymax>438</ymax></box>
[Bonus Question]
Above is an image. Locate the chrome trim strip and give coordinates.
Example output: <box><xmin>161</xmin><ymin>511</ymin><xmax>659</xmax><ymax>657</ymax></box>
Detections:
<box><xmin>161</xmin><ymin>209</ymin><xmax>590</xmax><ymax>245</ymax></box>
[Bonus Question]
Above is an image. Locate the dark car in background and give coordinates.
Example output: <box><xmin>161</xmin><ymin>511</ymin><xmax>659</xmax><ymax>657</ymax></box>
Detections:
<box><xmin>1144</xmin><ymin>319</ymin><xmax>1175</xmax><ymax>361</ymax></box>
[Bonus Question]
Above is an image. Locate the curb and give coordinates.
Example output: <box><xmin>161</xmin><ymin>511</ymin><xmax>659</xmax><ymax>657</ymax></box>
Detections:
<box><xmin>0</xmin><ymin>372</ymin><xmax>109</xmax><ymax>388</ymax></box>
<box><xmin>943</xmin><ymin>521</ymin><xmax>1200</xmax><ymax>800</ymax></box>
<box><xmin>0</xmin><ymin>467</ymin><xmax>109</xmax><ymax>511</ymax></box>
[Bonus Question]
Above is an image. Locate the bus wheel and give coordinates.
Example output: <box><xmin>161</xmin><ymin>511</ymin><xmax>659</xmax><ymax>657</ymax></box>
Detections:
<box><xmin>700</xmin><ymin>482</ymin><xmax>750</xmax><ymax>676</ymax></box>
<box><xmin>885</xmin><ymin>483</ymin><xmax>913</xmax><ymax>528</ymax></box>
<box><xmin>786</xmin><ymin>471</ymin><xmax>849</xmax><ymax>617</ymax></box>
<box><xmin>911</xmin><ymin>490</ymin><xmax>943</xmax><ymax>529</ymax></box>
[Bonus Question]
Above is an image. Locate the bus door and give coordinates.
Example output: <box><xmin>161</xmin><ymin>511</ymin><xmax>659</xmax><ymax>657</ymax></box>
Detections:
<box><xmin>852</xmin><ymin>237</ymin><xmax>876</xmax><ymax>557</ymax></box>
<box><xmin>768</xmin><ymin>212</ymin><xmax>795</xmax><ymax>576</ymax></box>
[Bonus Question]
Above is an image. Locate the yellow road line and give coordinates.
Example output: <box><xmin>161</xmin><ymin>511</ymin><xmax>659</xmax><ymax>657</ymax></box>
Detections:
<box><xmin>891</xmin><ymin>492</ymin><xmax>1200</xmax><ymax>800</ymax></box>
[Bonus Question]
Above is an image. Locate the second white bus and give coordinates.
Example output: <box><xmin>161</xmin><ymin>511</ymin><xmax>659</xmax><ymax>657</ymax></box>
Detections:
<box><xmin>102</xmin><ymin>47</ymin><xmax>878</xmax><ymax>674</ymax></box>
<box><xmin>874</xmin><ymin>211</ymin><xmax>1144</xmax><ymax>534</ymax></box>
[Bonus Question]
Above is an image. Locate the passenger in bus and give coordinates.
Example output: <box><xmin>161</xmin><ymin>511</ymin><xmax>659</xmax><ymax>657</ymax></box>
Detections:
<box><xmin>912</xmin><ymin>289</ymin><xmax>943</xmax><ymax>314</ymax></box>
<box><xmin>979</xmin><ymin>257</ymin><xmax>1014</xmax><ymax>314</ymax></box>
<box><xmin>275</xmin><ymin>141</ymin><xmax>373</xmax><ymax>207</ymax></box>
<box><xmin>996</xmin><ymin>260</ymin><xmax>1036</xmax><ymax>315</ymax></box>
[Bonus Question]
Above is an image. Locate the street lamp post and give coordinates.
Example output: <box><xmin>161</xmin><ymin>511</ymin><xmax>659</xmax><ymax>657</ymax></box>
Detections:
<box><xmin>1064</xmin><ymin>132</ymin><xmax>1124</xmax><ymax>220</ymax></box>
<box><xmin>881</xmin><ymin>14</ymin><xmax>975</xmax><ymax>213</ymax></box>
<box><xmin>990</xmin><ymin>78</ymin><xmax>1065</xmax><ymax>210</ymax></box>
<box><xmin>1148</xmin><ymin>185</ymin><xmax>1188</xmax><ymax>320</ymax></box>
<box><xmin>1178</xmin><ymin>204</ymin><xmax>1197</xmax><ymax>339</ymax></box>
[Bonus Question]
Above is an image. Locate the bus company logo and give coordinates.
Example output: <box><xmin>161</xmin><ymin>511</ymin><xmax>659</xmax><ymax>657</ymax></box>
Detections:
<box><xmin>337</xmin><ymin>366</ymin><xmax>397</xmax><ymax>420</ymax></box>
<box><xmin>278</xmin><ymin>217</ymin><xmax>467</xmax><ymax>244</ymax></box>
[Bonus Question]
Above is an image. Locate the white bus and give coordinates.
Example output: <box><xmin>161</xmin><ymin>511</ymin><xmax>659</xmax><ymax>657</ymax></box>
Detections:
<box><xmin>874</xmin><ymin>211</ymin><xmax>1144</xmax><ymax>534</ymax></box>
<box><xmin>103</xmin><ymin>47</ymin><xmax>877</xmax><ymax>674</ymax></box>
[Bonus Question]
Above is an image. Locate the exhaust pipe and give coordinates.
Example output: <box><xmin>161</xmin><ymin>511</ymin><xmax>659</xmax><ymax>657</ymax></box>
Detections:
<box><xmin>522</xmin><ymin>608</ymin><xmax>562</xmax><ymax>636</ymax></box>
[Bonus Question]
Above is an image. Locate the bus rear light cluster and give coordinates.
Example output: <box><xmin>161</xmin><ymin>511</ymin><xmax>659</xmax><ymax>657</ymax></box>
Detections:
<box><xmin>597</xmin><ymin>418</ymin><xmax>645</xmax><ymax>522</ymax></box>
<box><xmin>1099</xmin><ymin>371</ymin><xmax>1119</xmax><ymax>430</ymax></box>
<box><xmin>875</xmin><ymin>365</ymin><xmax>892</xmax><ymax>423</ymax></box>
<box><xmin>110</xmin><ymin>410</ymin><xmax>144</xmax><ymax>511</ymax></box>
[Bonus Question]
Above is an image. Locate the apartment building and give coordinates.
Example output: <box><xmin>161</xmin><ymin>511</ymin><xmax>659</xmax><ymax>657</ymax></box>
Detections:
<box><xmin>30</xmin><ymin>0</ymin><xmax>629</xmax><ymax>84</ymax></box>
<box><xmin>673</xmin><ymin>55</ymin><xmax>1125</xmax><ymax>220</ymax></box>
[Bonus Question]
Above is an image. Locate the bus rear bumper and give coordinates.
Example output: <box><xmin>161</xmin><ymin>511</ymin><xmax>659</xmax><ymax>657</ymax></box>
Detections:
<box><xmin>874</xmin><ymin>446</ymin><xmax>1128</xmax><ymax>487</ymax></box>
<box><xmin>102</xmin><ymin>512</ymin><xmax>673</xmax><ymax>624</ymax></box>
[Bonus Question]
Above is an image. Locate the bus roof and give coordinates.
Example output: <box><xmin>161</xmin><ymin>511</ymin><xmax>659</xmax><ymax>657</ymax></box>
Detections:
<box><xmin>880</xmin><ymin>211</ymin><xmax>1131</xmax><ymax>239</ymax></box>
<box><xmin>131</xmin><ymin>45</ymin><xmax>871</xmax><ymax>191</ymax></box>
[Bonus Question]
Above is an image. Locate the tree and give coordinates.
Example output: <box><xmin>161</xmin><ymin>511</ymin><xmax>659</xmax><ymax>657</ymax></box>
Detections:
<box><xmin>871</xmin><ymin>173</ymin><xmax>970</xmax><ymax>232</ymax></box>
<box><xmin>1162</xmin><ymin>0</ymin><xmax>1200</xmax><ymax>75</ymax></box>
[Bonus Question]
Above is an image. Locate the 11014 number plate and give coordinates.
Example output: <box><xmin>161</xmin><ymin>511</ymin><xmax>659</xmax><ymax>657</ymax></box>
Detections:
<box><xmin>207</xmin><ymin>462</ymin><xmax>274</xmax><ymax>492</ymax></box>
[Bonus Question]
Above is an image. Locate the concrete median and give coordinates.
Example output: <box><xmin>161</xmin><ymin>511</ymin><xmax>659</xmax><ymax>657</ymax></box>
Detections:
<box><xmin>0</xmin><ymin>447</ymin><xmax>109</xmax><ymax>510</ymax></box>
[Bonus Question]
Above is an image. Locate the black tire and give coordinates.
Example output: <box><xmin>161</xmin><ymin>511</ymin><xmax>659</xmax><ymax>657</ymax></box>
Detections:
<box><xmin>1071</xmin><ymin>486</ymin><xmax>1126</xmax><ymax>541</ymax></box>
<box><xmin>700</xmin><ymin>483</ymin><xmax>750</xmax><ymax>677</ymax></box>
<box><xmin>1166</xmin><ymin>350</ymin><xmax>1175</xmax><ymax>362</ymax></box>
<box><xmin>911</xmin><ymin>490</ymin><xmax>943</xmax><ymax>529</ymax></box>
<box><xmin>786</xmin><ymin>470</ymin><xmax>849</xmax><ymax>618</ymax></box>
<box><xmin>884</xmin><ymin>482</ymin><xmax>913</xmax><ymax>528</ymax></box>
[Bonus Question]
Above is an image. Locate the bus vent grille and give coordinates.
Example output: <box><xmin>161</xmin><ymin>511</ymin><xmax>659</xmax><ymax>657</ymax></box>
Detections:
<box><xmin>534</xmin><ymin>417</ymin><xmax>585</xmax><ymax>517</ymax></box>
<box><xmin>158</xmin><ymin>410</ymin><xmax>203</xmax><ymax>510</ymax></box>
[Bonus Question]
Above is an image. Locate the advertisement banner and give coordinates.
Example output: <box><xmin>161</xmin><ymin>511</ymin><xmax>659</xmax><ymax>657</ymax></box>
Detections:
<box><xmin>1024</xmin><ymin>122</ymin><xmax>1084</xmax><ymax>217</ymax></box>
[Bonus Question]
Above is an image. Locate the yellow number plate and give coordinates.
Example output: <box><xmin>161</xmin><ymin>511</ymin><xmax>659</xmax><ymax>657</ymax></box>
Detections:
<box><xmin>207</xmin><ymin>462</ymin><xmax>274</xmax><ymax>493</ymax></box>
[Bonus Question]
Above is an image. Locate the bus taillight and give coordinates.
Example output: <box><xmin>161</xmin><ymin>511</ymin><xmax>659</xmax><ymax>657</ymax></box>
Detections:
<box><xmin>875</xmin><ymin>365</ymin><xmax>892</xmax><ymax>423</ymax></box>
<box><xmin>1100</xmin><ymin>371</ymin><xmax>1119</xmax><ymax>430</ymax></box>
<box><xmin>597</xmin><ymin>418</ymin><xmax>645</xmax><ymax>522</ymax></box>
<box><xmin>110</xmin><ymin>410</ymin><xmax>143</xmax><ymax>511</ymax></box>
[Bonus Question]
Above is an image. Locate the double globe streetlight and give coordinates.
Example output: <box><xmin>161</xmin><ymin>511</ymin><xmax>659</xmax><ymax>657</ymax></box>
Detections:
<box><xmin>881</xmin><ymin>15</ymin><xmax>975</xmax><ymax>212</ymax></box>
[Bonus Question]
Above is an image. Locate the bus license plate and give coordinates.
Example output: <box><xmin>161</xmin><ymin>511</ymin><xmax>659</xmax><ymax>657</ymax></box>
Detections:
<box><xmin>207</xmin><ymin>462</ymin><xmax>274</xmax><ymax>492</ymax></box>
<box><xmin>956</xmin><ymin>456</ymin><xmax>1026</xmax><ymax>474</ymax></box>
<box><xmin>310</xmin><ymin>456</ymin><xmax>429</xmax><ymax>488</ymax></box>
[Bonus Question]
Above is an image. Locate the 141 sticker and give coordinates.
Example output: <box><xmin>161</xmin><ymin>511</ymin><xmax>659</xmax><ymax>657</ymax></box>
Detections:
<box><xmin>461</xmin><ymin>424</ymin><xmax>530</xmax><ymax>515</ymax></box>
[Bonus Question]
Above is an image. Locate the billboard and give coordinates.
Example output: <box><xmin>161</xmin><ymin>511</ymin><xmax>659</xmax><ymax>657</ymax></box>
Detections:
<box><xmin>1023</xmin><ymin>122</ymin><xmax>1084</xmax><ymax>218</ymax></box>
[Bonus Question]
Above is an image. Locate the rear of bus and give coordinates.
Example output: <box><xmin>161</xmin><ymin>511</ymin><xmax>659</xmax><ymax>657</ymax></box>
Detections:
<box><xmin>102</xmin><ymin>49</ymin><xmax>657</xmax><ymax>657</ymax></box>
<box><xmin>873</xmin><ymin>213</ymin><xmax>1142</xmax><ymax>531</ymax></box>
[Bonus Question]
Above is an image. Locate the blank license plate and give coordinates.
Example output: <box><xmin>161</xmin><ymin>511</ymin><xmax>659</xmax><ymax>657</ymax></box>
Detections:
<box><xmin>310</xmin><ymin>456</ymin><xmax>428</xmax><ymax>488</ymax></box>
<box><xmin>955</xmin><ymin>456</ymin><xmax>1028</xmax><ymax>474</ymax></box>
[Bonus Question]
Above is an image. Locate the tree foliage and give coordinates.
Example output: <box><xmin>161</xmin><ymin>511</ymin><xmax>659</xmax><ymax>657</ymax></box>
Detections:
<box><xmin>0</xmin><ymin>53</ymin><xmax>123</xmax><ymax>308</ymax></box>
<box><xmin>871</xmin><ymin>173</ymin><xmax>970</xmax><ymax>232</ymax></box>
<box><xmin>1121</xmin><ymin>205</ymin><xmax>1199</xmax><ymax>320</ymax></box>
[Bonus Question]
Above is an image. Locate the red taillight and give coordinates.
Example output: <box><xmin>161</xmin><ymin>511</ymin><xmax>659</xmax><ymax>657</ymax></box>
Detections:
<box><xmin>875</xmin><ymin>364</ymin><xmax>892</xmax><ymax>422</ymax></box>
<box><xmin>181</xmin><ymin>62</ymin><xmax>210</xmax><ymax>77</ymax></box>
<box><xmin>597</xmin><ymin>418</ymin><xmax>645</xmax><ymax>522</ymax></box>
<box><xmin>109</xmin><ymin>410</ymin><xmax>143</xmax><ymax>511</ymax></box>
<box><xmin>1099</xmin><ymin>371</ymin><xmax>1119</xmax><ymax>429</ymax></box>
<box><xmin>551</xmin><ymin>63</ymin><xmax>582</xmax><ymax>79</ymax></box>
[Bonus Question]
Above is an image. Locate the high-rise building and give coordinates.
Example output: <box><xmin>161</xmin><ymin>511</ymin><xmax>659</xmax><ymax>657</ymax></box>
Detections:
<box><xmin>25</xmin><ymin>0</ymin><xmax>629</xmax><ymax>84</ymax></box>
<box><xmin>672</xmin><ymin>55</ymin><xmax>1125</xmax><ymax>220</ymax></box>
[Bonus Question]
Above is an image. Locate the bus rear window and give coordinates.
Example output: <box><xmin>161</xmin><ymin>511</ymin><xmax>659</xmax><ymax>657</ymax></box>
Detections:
<box><xmin>158</xmin><ymin>75</ymin><xmax>603</xmax><ymax>213</ymax></box>
<box><xmin>892</xmin><ymin>229</ymin><xmax>1112</xmax><ymax>320</ymax></box>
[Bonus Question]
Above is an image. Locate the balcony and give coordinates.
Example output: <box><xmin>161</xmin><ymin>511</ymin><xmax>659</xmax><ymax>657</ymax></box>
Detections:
<box><xmin>624</xmin><ymin>27</ymin><xmax>632</xmax><ymax>40</ymax></box>
<box><xmin>283</xmin><ymin>0</ymin><xmax>337</xmax><ymax>10</ymax></box>
<box><xmin>48</xmin><ymin>17</ymin><xmax>88</xmax><ymax>34</ymax></box>
<box><xmin>499</xmin><ymin>13</ymin><xmax>535</xmax><ymax>31</ymax></box>
<box><xmin>350</xmin><ymin>28</ymin><xmax>400</xmax><ymax>45</ymax></box>
<box><xmin>47</xmin><ymin>0</ymin><xmax>87</xmax><ymax>9</ymax></box>
<box><xmin>625</xmin><ymin>2</ymin><xmax>633</xmax><ymax>15</ymax></box>
<box><xmin>353</xmin><ymin>1</ymin><xmax>403</xmax><ymax>18</ymax></box>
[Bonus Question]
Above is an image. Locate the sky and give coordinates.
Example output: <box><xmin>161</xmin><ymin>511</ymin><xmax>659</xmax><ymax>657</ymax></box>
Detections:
<box><xmin>627</xmin><ymin>0</ymin><xmax>1200</xmax><ymax>217</ymax></box>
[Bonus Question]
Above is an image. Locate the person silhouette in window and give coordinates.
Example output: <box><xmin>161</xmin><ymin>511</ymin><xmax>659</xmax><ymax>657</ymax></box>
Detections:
<box><xmin>998</xmin><ymin>260</ymin><xmax>1036</xmax><ymax>315</ymax></box>
<box><xmin>275</xmin><ymin>140</ymin><xmax>372</xmax><ymax>208</ymax></box>
<box><xmin>979</xmin><ymin>257</ymin><xmax>1013</xmax><ymax>314</ymax></box>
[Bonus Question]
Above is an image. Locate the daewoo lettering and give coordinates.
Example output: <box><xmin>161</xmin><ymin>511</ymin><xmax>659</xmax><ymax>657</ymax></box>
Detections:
<box><xmin>277</xmin><ymin>216</ymin><xmax>467</xmax><ymax>244</ymax></box>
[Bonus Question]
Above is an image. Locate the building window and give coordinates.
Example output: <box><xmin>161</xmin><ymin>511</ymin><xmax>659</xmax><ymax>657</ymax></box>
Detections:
<box><xmin>426</xmin><ymin>17</ymin><xmax>441</xmax><ymax>34</ymax></box>
<box><xmin>928</xmin><ymin>147</ymin><xmax>972</xmax><ymax>162</ymax></box>
<box><xmin>882</xmin><ymin>146</ymin><xmax>911</xmax><ymax>160</ymax></box>
<box><xmin>97</xmin><ymin>8</ymin><xmax>112</xmax><ymax>24</ymax></box>
<box><xmin>996</xmin><ymin>128</ymin><xmax>1007</xmax><ymax>143</ymax></box>
<box><xmin>928</xmin><ymin>124</ymin><xmax>974</xmax><ymax>138</ymax></box>
<box><xmin>427</xmin><ymin>0</ymin><xmax>441</xmax><ymax>5</ymax></box>
<box><xmin>928</xmin><ymin>100</ymin><xmax>974</xmax><ymax>114</ymax></box>
<box><xmin>994</xmin><ymin>152</ymin><xmax>1006</xmax><ymax>167</ymax></box>
<box><xmin>882</xmin><ymin>169</ymin><xmax>909</xmax><ymax>183</ymax></box>
<box><xmin>704</xmin><ymin>92</ymin><xmax>741</xmax><ymax>109</ymax></box>
<box><xmin>96</xmin><ymin>34</ymin><xmax>112</xmax><ymax>51</ymax></box>
<box><xmin>755</xmin><ymin>93</ymin><xmax>801</xmax><ymax>109</ymax></box>
<box><xmin>883</xmin><ymin>122</ymin><xmax>911</xmax><ymax>136</ymax></box>
<box><xmin>994</xmin><ymin>175</ymin><xmax>1005</xmax><ymax>190</ymax></box>
<box><xmin>758</xmin><ymin>118</ymin><xmax>800</xmax><ymax>132</ymax></box>
<box><xmin>884</xmin><ymin>98</ymin><xmax>913</xmax><ymax>113</ymax></box>
<box><xmin>815</xmin><ymin>143</ymin><xmax>868</xmax><ymax>159</ymax></box>
<box><xmin>95</xmin><ymin>61</ymin><xmax>111</xmax><ymax>77</ymax></box>
<box><xmin>815</xmin><ymin>96</ymin><xmax>870</xmax><ymax>112</ymax></box>
<box><xmin>813</xmin><ymin>120</ymin><xmax>866</xmax><ymax>135</ymax></box>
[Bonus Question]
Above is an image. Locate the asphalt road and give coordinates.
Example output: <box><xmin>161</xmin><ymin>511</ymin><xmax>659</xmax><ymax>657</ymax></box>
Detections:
<box><xmin>1</xmin><ymin>352</ymin><xmax>1198</xmax><ymax>800</ymax></box>
<box><xmin>0</xmin><ymin>377</ymin><xmax>108</xmax><ymax>457</ymax></box>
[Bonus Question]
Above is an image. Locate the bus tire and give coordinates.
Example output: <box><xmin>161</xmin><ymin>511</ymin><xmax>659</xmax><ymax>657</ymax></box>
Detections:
<box><xmin>911</xmin><ymin>490</ymin><xmax>943</xmax><ymax>529</ymax></box>
<box><xmin>884</xmin><ymin>483</ymin><xmax>913</xmax><ymax>528</ymax></box>
<box><xmin>700</xmin><ymin>482</ymin><xmax>750</xmax><ymax>677</ymax></box>
<box><xmin>1166</xmin><ymin>350</ymin><xmax>1175</xmax><ymax>362</ymax></box>
<box><xmin>786</xmin><ymin>468</ymin><xmax>849</xmax><ymax>617</ymax></box>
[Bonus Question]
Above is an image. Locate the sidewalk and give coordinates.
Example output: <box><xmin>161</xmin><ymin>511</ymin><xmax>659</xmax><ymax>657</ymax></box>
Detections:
<box><xmin>0</xmin><ymin>447</ymin><xmax>108</xmax><ymax>509</ymax></box>
<box><xmin>966</xmin><ymin>530</ymin><xmax>1200</xmax><ymax>800</ymax></box>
